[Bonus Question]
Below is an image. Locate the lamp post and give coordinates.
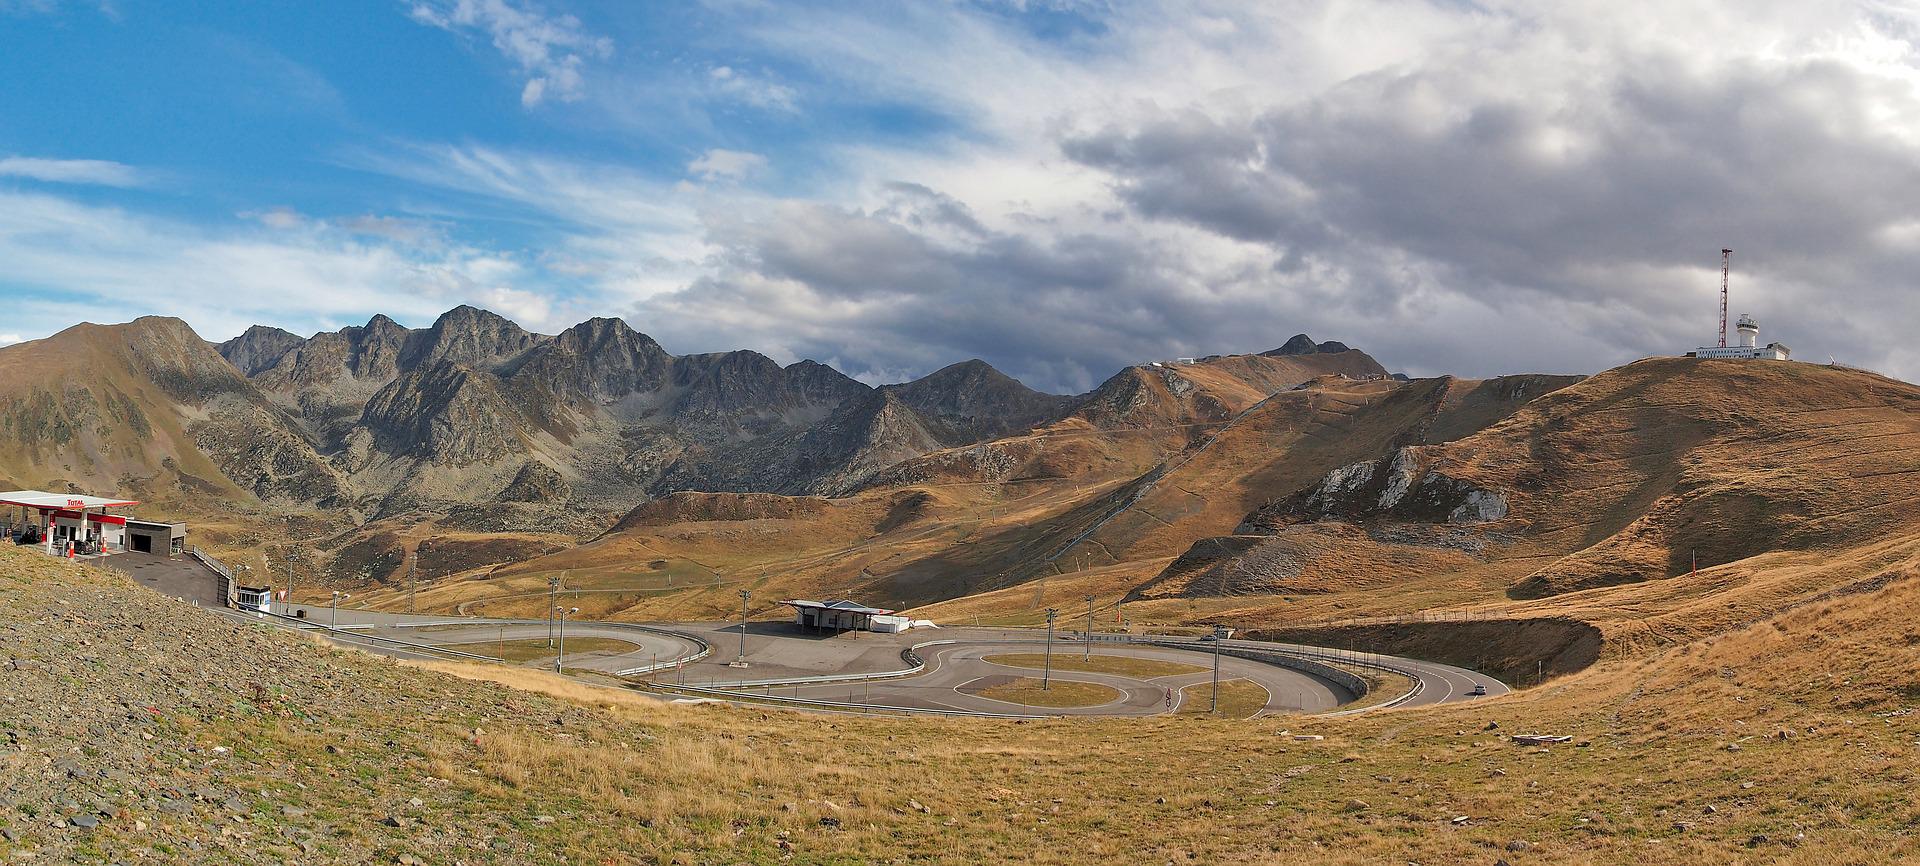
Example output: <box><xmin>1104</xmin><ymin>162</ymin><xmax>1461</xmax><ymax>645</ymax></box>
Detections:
<box><xmin>330</xmin><ymin>591</ymin><xmax>350</xmax><ymax>630</ymax></box>
<box><xmin>732</xmin><ymin>589</ymin><xmax>752</xmax><ymax>668</ymax></box>
<box><xmin>554</xmin><ymin>606</ymin><xmax>579</xmax><ymax>673</ymax></box>
<box><xmin>1209</xmin><ymin>624</ymin><xmax>1230</xmax><ymax>714</ymax></box>
<box><xmin>1083</xmin><ymin>594</ymin><xmax>1095</xmax><ymax>661</ymax></box>
<box><xmin>1042</xmin><ymin>608</ymin><xmax>1058</xmax><ymax>690</ymax></box>
<box><xmin>546</xmin><ymin>575</ymin><xmax>560</xmax><ymax>648</ymax></box>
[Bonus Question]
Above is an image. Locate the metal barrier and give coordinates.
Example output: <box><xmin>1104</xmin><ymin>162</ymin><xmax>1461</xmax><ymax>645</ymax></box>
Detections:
<box><xmin>191</xmin><ymin>546</ymin><xmax>236</xmax><ymax>607</ymax></box>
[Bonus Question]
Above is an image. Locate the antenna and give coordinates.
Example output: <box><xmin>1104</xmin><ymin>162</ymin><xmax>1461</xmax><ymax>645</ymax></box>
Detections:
<box><xmin>1718</xmin><ymin>248</ymin><xmax>1732</xmax><ymax>348</ymax></box>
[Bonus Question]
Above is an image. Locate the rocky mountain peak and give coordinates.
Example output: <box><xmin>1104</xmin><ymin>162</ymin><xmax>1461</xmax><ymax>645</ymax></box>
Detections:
<box><xmin>513</xmin><ymin>316</ymin><xmax>674</xmax><ymax>404</ymax></box>
<box><xmin>884</xmin><ymin>359</ymin><xmax>1073</xmax><ymax>444</ymax></box>
<box><xmin>399</xmin><ymin>305</ymin><xmax>546</xmax><ymax>372</ymax></box>
<box><xmin>217</xmin><ymin>324</ymin><xmax>307</xmax><ymax>376</ymax></box>
<box><xmin>1265</xmin><ymin>334</ymin><xmax>1352</xmax><ymax>356</ymax></box>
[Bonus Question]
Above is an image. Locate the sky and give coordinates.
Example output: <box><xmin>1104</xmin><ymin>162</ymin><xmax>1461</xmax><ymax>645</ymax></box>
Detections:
<box><xmin>4</xmin><ymin>1</ymin><xmax>1920</xmax><ymax>393</ymax></box>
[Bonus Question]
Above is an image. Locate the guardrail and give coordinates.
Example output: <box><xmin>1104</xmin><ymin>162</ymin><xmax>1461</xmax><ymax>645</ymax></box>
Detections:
<box><xmin>607</xmin><ymin>624</ymin><xmax>713</xmax><ymax>676</ymax></box>
<box><xmin>191</xmin><ymin>546</ymin><xmax>237</xmax><ymax>606</ymax></box>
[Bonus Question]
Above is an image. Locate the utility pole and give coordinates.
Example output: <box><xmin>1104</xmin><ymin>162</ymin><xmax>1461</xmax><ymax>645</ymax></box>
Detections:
<box><xmin>330</xmin><ymin>591</ymin><xmax>350</xmax><ymax>630</ymax></box>
<box><xmin>405</xmin><ymin>552</ymin><xmax>416</xmax><ymax>614</ymax></box>
<box><xmin>1042</xmin><ymin>608</ymin><xmax>1058</xmax><ymax>690</ymax></box>
<box><xmin>1083</xmin><ymin>595</ymin><xmax>1094</xmax><ymax>661</ymax></box>
<box><xmin>282</xmin><ymin>514</ymin><xmax>297</xmax><ymax>606</ymax></box>
<box><xmin>554</xmin><ymin>606</ymin><xmax>579</xmax><ymax>673</ymax></box>
<box><xmin>546</xmin><ymin>575</ymin><xmax>560</xmax><ymax>648</ymax></box>
<box><xmin>732</xmin><ymin>589</ymin><xmax>752</xmax><ymax>667</ymax></box>
<box><xmin>1210</xmin><ymin>625</ymin><xmax>1229</xmax><ymax>714</ymax></box>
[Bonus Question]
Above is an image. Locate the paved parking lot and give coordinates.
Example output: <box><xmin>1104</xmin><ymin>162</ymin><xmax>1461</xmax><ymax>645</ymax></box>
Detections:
<box><xmin>103</xmin><ymin>552</ymin><xmax>224</xmax><ymax>608</ymax></box>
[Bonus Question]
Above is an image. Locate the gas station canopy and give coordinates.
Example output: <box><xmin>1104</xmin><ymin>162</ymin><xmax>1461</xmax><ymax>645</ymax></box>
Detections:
<box><xmin>0</xmin><ymin>490</ymin><xmax>139</xmax><ymax>510</ymax></box>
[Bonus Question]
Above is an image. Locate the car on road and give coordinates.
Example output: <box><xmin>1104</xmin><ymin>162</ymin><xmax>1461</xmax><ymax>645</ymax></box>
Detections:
<box><xmin>1467</xmin><ymin>684</ymin><xmax>1487</xmax><ymax>696</ymax></box>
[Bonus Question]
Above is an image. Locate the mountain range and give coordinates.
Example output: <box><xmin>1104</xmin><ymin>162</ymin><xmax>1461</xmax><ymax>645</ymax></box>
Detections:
<box><xmin>0</xmin><ymin>307</ymin><xmax>1385</xmax><ymax>529</ymax></box>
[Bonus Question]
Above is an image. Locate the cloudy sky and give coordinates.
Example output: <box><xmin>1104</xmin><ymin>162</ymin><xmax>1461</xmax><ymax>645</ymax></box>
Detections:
<box><xmin>2</xmin><ymin>1</ymin><xmax>1917</xmax><ymax>392</ymax></box>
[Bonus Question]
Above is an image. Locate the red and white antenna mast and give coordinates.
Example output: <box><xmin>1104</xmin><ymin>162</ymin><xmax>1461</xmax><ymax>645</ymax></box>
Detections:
<box><xmin>1718</xmin><ymin>248</ymin><xmax>1732</xmax><ymax>348</ymax></box>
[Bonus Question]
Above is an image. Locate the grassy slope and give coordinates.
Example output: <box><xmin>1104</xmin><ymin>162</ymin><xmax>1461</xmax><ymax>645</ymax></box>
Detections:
<box><xmin>6</xmin><ymin>545</ymin><xmax>1920</xmax><ymax>864</ymax></box>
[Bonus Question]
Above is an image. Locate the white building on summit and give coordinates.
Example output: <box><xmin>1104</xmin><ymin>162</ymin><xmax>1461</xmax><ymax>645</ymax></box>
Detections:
<box><xmin>1692</xmin><ymin>313</ymin><xmax>1790</xmax><ymax>361</ymax></box>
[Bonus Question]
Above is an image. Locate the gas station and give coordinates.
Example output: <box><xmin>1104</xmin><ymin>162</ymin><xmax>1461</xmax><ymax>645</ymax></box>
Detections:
<box><xmin>0</xmin><ymin>489</ymin><xmax>183</xmax><ymax>558</ymax></box>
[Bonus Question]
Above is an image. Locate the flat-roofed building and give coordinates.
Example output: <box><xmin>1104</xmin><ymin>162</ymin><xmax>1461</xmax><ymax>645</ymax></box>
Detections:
<box><xmin>781</xmin><ymin>599</ymin><xmax>896</xmax><ymax>632</ymax></box>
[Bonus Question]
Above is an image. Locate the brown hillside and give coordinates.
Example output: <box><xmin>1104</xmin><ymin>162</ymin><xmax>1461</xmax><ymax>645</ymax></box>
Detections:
<box><xmin>0</xmin><ymin>318</ymin><xmax>342</xmax><ymax>513</ymax></box>
<box><xmin>1417</xmin><ymin>358</ymin><xmax>1920</xmax><ymax>598</ymax></box>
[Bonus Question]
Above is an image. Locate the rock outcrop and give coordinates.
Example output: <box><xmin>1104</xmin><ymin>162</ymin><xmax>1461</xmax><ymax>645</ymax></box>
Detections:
<box><xmin>1241</xmin><ymin>446</ymin><xmax>1510</xmax><ymax>531</ymax></box>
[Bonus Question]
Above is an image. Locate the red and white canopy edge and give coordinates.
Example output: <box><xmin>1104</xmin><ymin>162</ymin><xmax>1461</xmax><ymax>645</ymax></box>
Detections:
<box><xmin>0</xmin><ymin>490</ymin><xmax>139</xmax><ymax>510</ymax></box>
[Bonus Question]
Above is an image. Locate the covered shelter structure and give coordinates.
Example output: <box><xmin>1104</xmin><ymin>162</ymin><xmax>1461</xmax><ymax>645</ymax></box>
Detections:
<box><xmin>0</xmin><ymin>490</ymin><xmax>140</xmax><ymax>557</ymax></box>
<box><xmin>781</xmin><ymin>599</ymin><xmax>896</xmax><ymax>632</ymax></box>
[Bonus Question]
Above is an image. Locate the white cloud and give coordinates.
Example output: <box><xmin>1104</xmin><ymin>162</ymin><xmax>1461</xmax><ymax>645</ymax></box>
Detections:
<box><xmin>243</xmin><ymin>206</ymin><xmax>306</xmax><ymax>230</ymax></box>
<box><xmin>408</xmin><ymin>0</ymin><xmax>612</xmax><ymax>107</ymax></box>
<box><xmin>0</xmin><ymin>187</ymin><xmax>560</xmax><ymax>343</ymax></box>
<box><xmin>707</xmin><ymin>65</ymin><xmax>798</xmax><ymax>112</ymax></box>
<box><xmin>0</xmin><ymin>156</ymin><xmax>143</xmax><ymax>187</ymax></box>
<box><xmin>0</xmin><ymin>334</ymin><xmax>21</xmax><ymax>346</ymax></box>
<box><xmin>686</xmin><ymin>148</ymin><xmax>768</xmax><ymax>181</ymax></box>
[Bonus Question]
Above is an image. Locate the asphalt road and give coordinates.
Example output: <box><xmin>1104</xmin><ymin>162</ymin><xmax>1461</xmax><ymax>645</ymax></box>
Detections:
<box><xmin>264</xmin><ymin>604</ymin><xmax>705</xmax><ymax>677</ymax></box>
<box><xmin>762</xmin><ymin>641</ymin><xmax>1350</xmax><ymax>717</ymax></box>
<box><xmin>1234</xmin><ymin>638</ymin><xmax>1510</xmax><ymax>705</ymax></box>
<box><xmin>231</xmin><ymin>601</ymin><xmax>1506</xmax><ymax>716</ymax></box>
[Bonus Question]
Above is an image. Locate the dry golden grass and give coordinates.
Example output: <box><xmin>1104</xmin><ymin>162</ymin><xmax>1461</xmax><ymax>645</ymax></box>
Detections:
<box><xmin>983</xmin><ymin>652</ymin><xmax>1207</xmax><ymax>679</ymax></box>
<box><xmin>968</xmin><ymin>676</ymin><xmax>1123</xmax><ymax>709</ymax></box>
<box><xmin>1177</xmin><ymin>677</ymin><xmax>1269</xmax><ymax>718</ymax></box>
<box><xmin>440</xmin><ymin>636</ymin><xmax>638</xmax><ymax>663</ymax></box>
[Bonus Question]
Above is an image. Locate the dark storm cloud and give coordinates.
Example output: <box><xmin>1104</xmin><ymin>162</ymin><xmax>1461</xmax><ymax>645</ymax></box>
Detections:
<box><xmin>635</xmin><ymin>184</ymin><xmax>1330</xmax><ymax>393</ymax></box>
<box><xmin>1056</xmin><ymin>50</ymin><xmax>1920</xmax><ymax>377</ymax></box>
<box><xmin>625</xmin><ymin>3</ymin><xmax>1920</xmax><ymax>391</ymax></box>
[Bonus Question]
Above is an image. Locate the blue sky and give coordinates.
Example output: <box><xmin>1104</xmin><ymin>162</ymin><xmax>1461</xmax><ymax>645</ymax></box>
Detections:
<box><xmin>3</xmin><ymin>1</ymin><xmax>1919</xmax><ymax>391</ymax></box>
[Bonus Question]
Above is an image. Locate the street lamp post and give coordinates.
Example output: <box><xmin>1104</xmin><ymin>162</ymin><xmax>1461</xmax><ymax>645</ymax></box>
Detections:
<box><xmin>546</xmin><ymin>575</ymin><xmax>560</xmax><ymax>648</ymax></box>
<box><xmin>1042</xmin><ymin>608</ymin><xmax>1058</xmax><ymax>690</ymax></box>
<box><xmin>554</xmin><ymin>606</ymin><xmax>579</xmax><ymax>673</ymax></box>
<box><xmin>330</xmin><ymin>591</ymin><xmax>350</xmax><ymax>630</ymax></box>
<box><xmin>731</xmin><ymin>589</ymin><xmax>752</xmax><ymax>668</ymax></box>
<box><xmin>1083</xmin><ymin>595</ymin><xmax>1094</xmax><ymax>661</ymax></box>
<box><xmin>1209</xmin><ymin>624</ymin><xmax>1230</xmax><ymax>714</ymax></box>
